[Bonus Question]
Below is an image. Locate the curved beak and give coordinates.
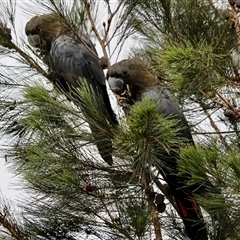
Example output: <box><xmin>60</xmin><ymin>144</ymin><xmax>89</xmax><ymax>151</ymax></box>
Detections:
<box><xmin>107</xmin><ymin>77</ymin><xmax>126</xmax><ymax>95</ymax></box>
<box><xmin>27</xmin><ymin>34</ymin><xmax>41</xmax><ymax>48</ymax></box>
<box><xmin>27</xmin><ymin>34</ymin><xmax>46</xmax><ymax>52</ymax></box>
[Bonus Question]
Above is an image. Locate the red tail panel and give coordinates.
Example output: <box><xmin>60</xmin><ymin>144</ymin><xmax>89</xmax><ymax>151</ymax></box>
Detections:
<box><xmin>174</xmin><ymin>197</ymin><xmax>208</xmax><ymax>240</ymax></box>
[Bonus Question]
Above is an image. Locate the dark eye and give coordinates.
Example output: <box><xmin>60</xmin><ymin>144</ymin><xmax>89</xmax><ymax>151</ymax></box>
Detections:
<box><xmin>122</xmin><ymin>69</ymin><xmax>128</xmax><ymax>75</ymax></box>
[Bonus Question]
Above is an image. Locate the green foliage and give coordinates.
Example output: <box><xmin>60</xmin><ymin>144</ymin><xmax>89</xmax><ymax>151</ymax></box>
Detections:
<box><xmin>126</xmin><ymin>0</ymin><xmax>236</xmax><ymax>47</ymax></box>
<box><xmin>155</xmin><ymin>41</ymin><xmax>232</xmax><ymax>98</ymax></box>
<box><xmin>179</xmin><ymin>143</ymin><xmax>240</xmax><ymax>239</ymax></box>
<box><xmin>126</xmin><ymin>0</ymin><xmax>237</xmax><ymax>100</ymax></box>
<box><xmin>179</xmin><ymin>143</ymin><xmax>221</xmax><ymax>186</ymax></box>
<box><xmin>180</xmin><ymin>143</ymin><xmax>240</xmax><ymax>193</ymax></box>
<box><xmin>13</xmin><ymin>86</ymin><xmax>83</xmax><ymax>148</ymax></box>
<box><xmin>117</xmin><ymin>199</ymin><xmax>151</xmax><ymax>239</ymax></box>
<box><xmin>76</xmin><ymin>78</ymin><xmax>114</xmax><ymax>132</ymax></box>
<box><xmin>2</xmin><ymin>82</ymin><xmax>157</xmax><ymax>239</ymax></box>
<box><xmin>114</xmin><ymin>98</ymin><xmax>183</xmax><ymax>175</ymax></box>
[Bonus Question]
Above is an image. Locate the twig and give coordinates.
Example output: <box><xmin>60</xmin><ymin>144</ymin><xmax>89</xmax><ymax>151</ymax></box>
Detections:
<box><xmin>201</xmin><ymin>88</ymin><xmax>240</xmax><ymax>120</ymax></box>
<box><xmin>203</xmin><ymin>104</ymin><xmax>229</xmax><ymax>149</ymax></box>
<box><xmin>97</xmin><ymin>198</ymin><xmax>134</xmax><ymax>240</ymax></box>
<box><xmin>83</xmin><ymin>0</ymin><xmax>125</xmax><ymax>65</ymax></box>
<box><xmin>192</xmin><ymin>130</ymin><xmax>240</xmax><ymax>135</ymax></box>
<box><xmin>231</xmin><ymin>4</ymin><xmax>240</xmax><ymax>53</ymax></box>
<box><xmin>0</xmin><ymin>211</ymin><xmax>25</xmax><ymax>240</ymax></box>
<box><xmin>197</xmin><ymin>91</ymin><xmax>230</xmax><ymax>148</ymax></box>
<box><xmin>83</xmin><ymin>0</ymin><xmax>110</xmax><ymax>60</ymax></box>
<box><xmin>215</xmin><ymin>88</ymin><xmax>240</xmax><ymax>118</ymax></box>
<box><xmin>142</xmin><ymin>171</ymin><xmax>163</xmax><ymax>240</ymax></box>
<box><xmin>11</xmin><ymin>44</ymin><xmax>49</xmax><ymax>79</ymax></box>
<box><xmin>105</xmin><ymin>4</ymin><xmax>132</xmax><ymax>48</ymax></box>
<box><xmin>102</xmin><ymin>0</ymin><xmax>125</xmax><ymax>44</ymax></box>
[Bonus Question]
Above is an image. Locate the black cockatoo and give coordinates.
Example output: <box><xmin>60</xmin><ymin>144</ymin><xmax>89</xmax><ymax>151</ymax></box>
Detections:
<box><xmin>107</xmin><ymin>58</ymin><xmax>208</xmax><ymax>240</ymax></box>
<box><xmin>25</xmin><ymin>13</ymin><xmax>117</xmax><ymax>165</ymax></box>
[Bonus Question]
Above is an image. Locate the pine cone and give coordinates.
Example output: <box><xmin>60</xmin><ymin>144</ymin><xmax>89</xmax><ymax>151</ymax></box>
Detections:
<box><xmin>99</xmin><ymin>56</ymin><xmax>109</xmax><ymax>69</ymax></box>
<box><xmin>155</xmin><ymin>193</ymin><xmax>164</xmax><ymax>205</ymax></box>
<box><xmin>224</xmin><ymin>109</ymin><xmax>240</xmax><ymax>121</ymax></box>
<box><xmin>145</xmin><ymin>189</ymin><xmax>156</xmax><ymax>200</ymax></box>
<box><xmin>156</xmin><ymin>203</ymin><xmax>166</xmax><ymax>213</ymax></box>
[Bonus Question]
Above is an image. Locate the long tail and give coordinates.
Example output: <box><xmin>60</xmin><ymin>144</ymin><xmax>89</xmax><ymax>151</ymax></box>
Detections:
<box><xmin>174</xmin><ymin>196</ymin><xmax>208</xmax><ymax>240</ymax></box>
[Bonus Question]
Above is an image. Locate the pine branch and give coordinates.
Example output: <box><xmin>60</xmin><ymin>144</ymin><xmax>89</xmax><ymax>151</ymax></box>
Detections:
<box><xmin>83</xmin><ymin>0</ymin><xmax>125</xmax><ymax>65</ymax></box>
<box><xmin>204</xmin><ymin>104</ymin><xmax>229</xmax><ymax>149</ymax></box>
<box><xmin>193</xmin><ymin>130</ymin><xmax>240</xmax><ymax>135</ymax></box>
<box><xmin>0</xmin><ymin>206</ymin><xmax>25</xmax><ymax>240</ymax></box>
<box><xmin>102</xmin><ymin>0</ymin><xmax>124</xmax><ymax>44</ymax></box>
<box><xmin>142</xmin><ymin>171</ymin><xmax>163</xmax><ymax>240</ymax></box>
<box><xmin>98</xmin><ymin>198</ymin><xmax>134</xmax><ymax>240</ymax></box>
<box><xmin>83</xmin><ymin>0</ymin><xmax>108</xmax><ymax>58</ymax></box>
<box><xmin>215</xmin><ymin>89</ymin><xmax>240</xmax><ymax>118</ymax></box>
<box><xmin>230</xmin><ymin>3</ymin><xmax>240</xmax><ymax>53</ymax></box>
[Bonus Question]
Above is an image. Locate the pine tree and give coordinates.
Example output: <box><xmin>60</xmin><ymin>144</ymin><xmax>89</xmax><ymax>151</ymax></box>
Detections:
<box><xmin>1</xmin><ymin>0</ymin><xmax>240</xmax><ymax>239</ymax></box>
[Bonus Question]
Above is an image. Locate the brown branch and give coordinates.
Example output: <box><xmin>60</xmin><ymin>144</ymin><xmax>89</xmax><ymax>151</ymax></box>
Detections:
<box><xmin>11</xmin><ymin>44</ymin><xmax>49</xmax><ymax>79</ymax></box>
<box><xmin>83</xmin><ymin>1</ymin><xmax>103</xmax><ymax>43</ymax></box>
<box><xmin>209</xmin><ymin>96</ymin><xmax>228</xmax><ymax>108</ymax></box>
<box><xmin>230</xmin><ymin>5</ymin><xmax>240</xmax><ymax>53</ymax></box>
<box><xmin>83</xmin><ymin>0</ymin><xmax>125</xmax><ymax>66</ymax></box>
<box><xmin>201</xmin><ymin>88</ymin><xmax>240</xmax><ymax>120</ymax></box>
<box><xmin>83</xmin><ymin>0</ymin><xmax>109</xmax><ymax>60</ymax></box>
<box><xmin>215</xmin><ymin>89</ymin><xmax>240</xmax><ymax>118</ymax></box>
<box><xmin>192</xmin><ymin>130</ymin><xmax>240</xmax><ymax>135</ymax></box>
<box><xmin>102</xmin><ymin>0</ymin><xmax>125</xmax><ymax>44</ymax></box>
<box><xmin>203</xmin><ymin>106</ymin><xmax>229</xmax><ymax>149</ymax></box>
<box><xmin>142</xmin><ymin>171</ymin><xmax>163</xmax><ymax>240</ymax></box>
<box><xmin>0</xmin><ymin>209</ymin><xmax>25</xmax><ymax>240</ymax></box>
<box><xmin>199</xmin><ymin>89</ymin><xmax>226</xmax><ymax>107</ymax></box>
